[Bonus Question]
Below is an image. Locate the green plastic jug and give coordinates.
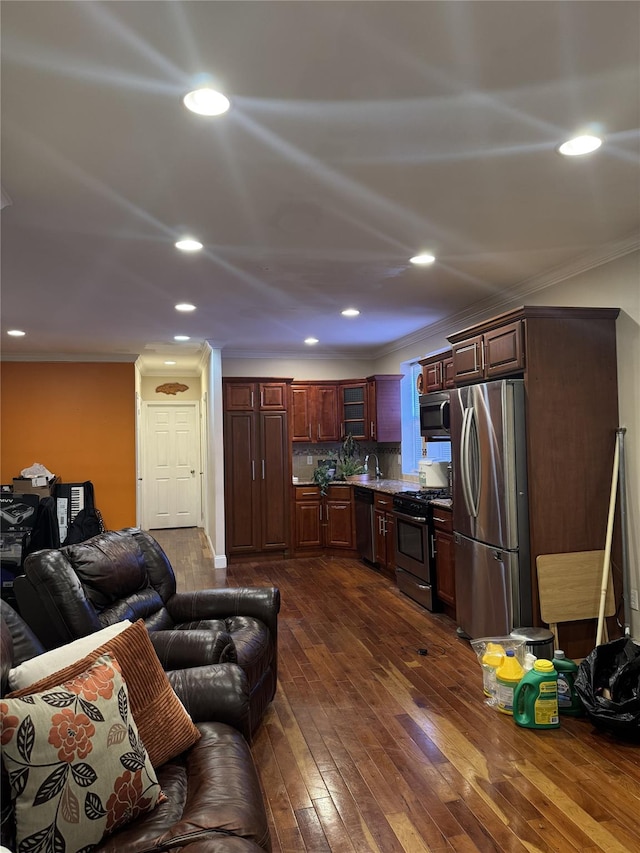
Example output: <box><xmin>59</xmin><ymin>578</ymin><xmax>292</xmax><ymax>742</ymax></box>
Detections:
<box><xmin>552</xmin><ymin>650</ymin><xmax>583</xmax><ymax>716</ymax></box>
<box><xmin>513</xmin><ymin>660</ymin><xmax>560</xmax><ymax>729</ymax></box>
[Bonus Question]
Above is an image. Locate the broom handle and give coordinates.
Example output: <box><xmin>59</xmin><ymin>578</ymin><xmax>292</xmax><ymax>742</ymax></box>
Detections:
<box><xmin>596</xmin><ymin>433</ymin><xmax>620</xmax><ymax>646</ymax></box>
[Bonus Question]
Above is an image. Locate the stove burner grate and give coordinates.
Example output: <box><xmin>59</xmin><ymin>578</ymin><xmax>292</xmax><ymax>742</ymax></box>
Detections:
<box><xmin>397</xmin><ymin>488</ymin><xmax>450</xmax><ymax>501</ymax></box>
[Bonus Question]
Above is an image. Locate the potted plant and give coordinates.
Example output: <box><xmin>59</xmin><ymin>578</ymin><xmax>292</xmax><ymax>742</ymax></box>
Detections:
<box><xmin>312</xmin><ymin>461</ymin><xmax>335</xmax><ymax>496</ymax></box>
<box><xmin>335</xmin><ymin>435</ymin><xmax>365</xmax><ymax>480</ymax></box>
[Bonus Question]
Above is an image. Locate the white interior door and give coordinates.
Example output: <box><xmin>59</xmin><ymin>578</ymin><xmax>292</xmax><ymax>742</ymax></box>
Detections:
<box><xmin>143</xmin><ymin>402</ymin><xmax>201</xmax><ymax>529</ymax></box>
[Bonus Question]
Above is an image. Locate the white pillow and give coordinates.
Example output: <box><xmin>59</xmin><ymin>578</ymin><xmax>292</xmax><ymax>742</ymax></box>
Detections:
<box><xmin>8</xmin><ymin>619</ymin><xmax>132</xmax><ymax>691</ymax></box>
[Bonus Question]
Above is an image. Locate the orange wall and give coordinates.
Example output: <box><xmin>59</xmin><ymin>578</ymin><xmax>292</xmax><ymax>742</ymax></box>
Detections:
<box><xmin>1</xmin><ymin>362</ymin><xmax>136</xmax><ymax>530</ymax></box>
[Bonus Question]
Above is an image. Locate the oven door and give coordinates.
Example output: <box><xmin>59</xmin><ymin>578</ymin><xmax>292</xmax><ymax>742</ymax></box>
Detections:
<box><xmin>394</xmin><ymin>509</ymin><xmax>432</xmax><ymax>583</ymax></box>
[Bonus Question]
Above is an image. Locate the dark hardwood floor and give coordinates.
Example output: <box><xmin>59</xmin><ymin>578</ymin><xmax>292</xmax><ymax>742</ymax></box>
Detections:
<box><xmin>152</xmin><ymin>528</ymin><xmax>640</xmax><ymax>853</ymax></box>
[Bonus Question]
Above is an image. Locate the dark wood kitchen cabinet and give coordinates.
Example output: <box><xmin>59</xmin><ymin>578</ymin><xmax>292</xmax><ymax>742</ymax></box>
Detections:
<box><xmin>432</xmin><ymin>505</ymin><xmax>455</xmax><ymax>620</ymax></box>
<box><xmin>224</xmin><ymin>380</ymin><xmax>289</xmax><ymax>411</ymax></box>
<box><xmin>325</xmin><ymin>484</ymin><xmax>355</xmax><ymax>548</ymax></box>
<box><xmin>373</xmin><ymin>492</ymin><xmax>395</xmax><ymax>577</ymax></box>
<box><xmin>418</xmin><ymin>352</ymin><xmax>455</xmax><ymax>393</ymax></box>
<box><xmin>223</xmin><ymin>378</ymin><xmax>292</xmax><ymax>559</ymax></box>
<box><xmin>450</xmin><ymin>320</ymin><xmax>524</xmax><ymax>383</ymax></box>
<box><xmin>366</xmin><ymin>375</ymin><xmax>402</xmax><ymax>442</ymax></box>
<box><xmin>290</xmin><ymin>382</ymin><xmax>340</xmax><ymax>443</ymax></box>
<box><xmin>340</xmin><ymin>382</ymin><xmax>367</xmax><ymax>439</ymax></box>
<box><xmin>292</xmin><ymin>484</ymin><xmax>355</xmax><ymax>554</ymax></box>
<box><xmin>292</xmin><ymin>485</ymin><xmax>322</xmax><ymax>549</ymax></box>
<box><xmin>338</xmin><ymin>375</ymin><xmax>402</xmax><ymax>442</ymax></box>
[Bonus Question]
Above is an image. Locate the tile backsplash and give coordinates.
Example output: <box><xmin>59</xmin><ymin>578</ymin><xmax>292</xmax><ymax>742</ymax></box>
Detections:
<box><xmin>292</xmin><ymin>443</ymin><xmax>409</xmax><ymax>482</ymax></box>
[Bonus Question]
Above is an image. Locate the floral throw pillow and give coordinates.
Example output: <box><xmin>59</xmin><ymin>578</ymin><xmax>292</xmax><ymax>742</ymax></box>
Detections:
<box><xmin>1</xmin><ymin>654</ymin><xmax>163</xmax><ymax>853</ymax></box>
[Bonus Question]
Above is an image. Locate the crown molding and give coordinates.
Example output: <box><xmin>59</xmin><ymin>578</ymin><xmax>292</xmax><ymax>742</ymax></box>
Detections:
<box><xmin>378</xmin><ymin>234</ymin><xmax>640</xmax><ymax>359</ymax></box>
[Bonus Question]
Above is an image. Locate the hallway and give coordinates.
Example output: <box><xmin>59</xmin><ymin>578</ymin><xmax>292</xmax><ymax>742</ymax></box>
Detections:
<box><xmin>152</xmin><ymin>528</ymin><xmax>640</xmax><ymax>853</ymax></box>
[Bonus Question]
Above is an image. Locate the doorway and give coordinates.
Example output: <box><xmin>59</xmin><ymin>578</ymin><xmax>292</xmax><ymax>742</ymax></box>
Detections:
<box><xmin>141</xmin><ymin>402</ymin><xmax>202</xmax><ymax>530</ymax></box>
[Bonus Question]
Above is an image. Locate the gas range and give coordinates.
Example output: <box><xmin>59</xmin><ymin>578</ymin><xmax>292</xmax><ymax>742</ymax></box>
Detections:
<box><xmin>393</xmin><ymin>488</ymin><xmax>450</xmax><ymax>517</ymax></box>
<box><xmin>393</xmin><ymin>487</ymin><xmax>450</xmax><ymax>612</ymax></box>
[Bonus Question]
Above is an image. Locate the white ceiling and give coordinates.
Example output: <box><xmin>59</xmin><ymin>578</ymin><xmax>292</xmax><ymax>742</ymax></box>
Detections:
<box><xmin>2</xmin><ymin>1</ymin><xmax>639</xmax><ymax>374</ymax></box>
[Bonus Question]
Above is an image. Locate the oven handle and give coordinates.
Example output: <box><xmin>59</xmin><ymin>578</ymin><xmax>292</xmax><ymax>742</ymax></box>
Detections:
<box><xmin>393</xmin><ymin>509</ymin><xmax>428</xmax><ymax>525</ymax></box>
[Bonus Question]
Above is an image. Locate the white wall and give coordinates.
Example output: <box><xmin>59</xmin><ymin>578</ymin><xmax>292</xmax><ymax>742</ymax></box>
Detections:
<box><xmin>222</xmin><ymin>356</ymin><xmax>374</xmax><ymax>381</ymax></box>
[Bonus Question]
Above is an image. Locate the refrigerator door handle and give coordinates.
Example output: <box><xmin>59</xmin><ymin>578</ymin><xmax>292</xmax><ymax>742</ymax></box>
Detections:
<box><xmin>461</xmin><ymin>407</ymin><xmax>476</xmax><ymax>518</ymax></box>
<box><xmin>468</xmin><ymin>405</ymin><xmax>480</xmax><ymax>517</ymax></box>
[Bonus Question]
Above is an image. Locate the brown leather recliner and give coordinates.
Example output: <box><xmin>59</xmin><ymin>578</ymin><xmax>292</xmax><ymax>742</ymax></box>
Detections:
<box><xmin>0</xmin><ymin>600</ymin><xmax>271</xmax><ymax>852</ymax></box>
<box><xmin>14</xmin><ymin>528</ymin><xmax>279</xmax><ymax>737</ymax></box>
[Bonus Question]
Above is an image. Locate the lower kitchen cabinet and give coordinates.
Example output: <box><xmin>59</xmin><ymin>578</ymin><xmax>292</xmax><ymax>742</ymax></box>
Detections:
<box><xmin>433</xmin><ymin>505</ymin><xmax>455</xmax><ymax>619</ymax></box>
<box><xmin>326</xmin><ymin>485</ymin><xmax>355</xmax><ymax>547</ymax></box>
<box><xmin>373</xmin><ymin>492</ymin><xmax>395</xmax><ymax>577</ymax></box>
<box><xmin>293</xmin><ymin>486</ymin><xmax>322</xmax><ymax>549</ymax></box>
<box><xmin>293</xmin><ymin>484</ymin><xmax>355</xmax><ymax>554</ymax></box>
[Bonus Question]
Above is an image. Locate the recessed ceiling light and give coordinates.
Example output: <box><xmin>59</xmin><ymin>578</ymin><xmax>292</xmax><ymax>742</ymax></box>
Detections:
<box><xmin>174</xmin><ymin>335</ymin><xmax>191</xmax><ymax>342</ymax></box>
<box><xmin>183</xmin><ymin>88</ymin><xmax>230</xmax><ymax>116</ymax></box>
<box><xmin>7</xmin><ymin>329</ymin><xmax>25</xmax><ymax>336</ymax></box>
<box><xmin>164</xmin><ymin>360</ymin><xmax>177</xmax><ymax>365</ymax></box>
<box><xmin>304</xmin><ymin>337</ymin><xmax>319</xmax><ymax>345</ymax></box>
<box><xmin>175</xmin><ymin>303</ymin><xmax>196</xmax><ymax>312</ymax></box>
<box><xmin>175</xmin><ymin>238</ymin><xmax>203</xmax><ymax>252</ymax></box>
<box><xmin>558</xmin><ymin>134</ymin><xmax>603</xmax><ymax>156</ymax></box>
<box><xmin>342</xmin><ymin>308</ymin><xmax>360</xmax><ymax>317</ymax></box>
<box><xmin>410</xmin><ymin>253</ymin><xmax>436</xmax><ymax>265</ymax></box>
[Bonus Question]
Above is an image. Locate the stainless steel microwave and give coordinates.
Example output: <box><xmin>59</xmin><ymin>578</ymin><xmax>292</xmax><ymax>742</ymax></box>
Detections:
<box><xmin>419</xmin><ymin>391</ymin><xmax>451</xmax><ymax>440</ymax></box>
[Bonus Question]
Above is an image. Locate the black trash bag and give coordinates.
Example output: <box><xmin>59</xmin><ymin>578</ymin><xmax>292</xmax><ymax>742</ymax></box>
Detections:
<box><xmin>574</xmin><ymin>637</ymin><xmax>640</xmax><ymax>740</ymax></box>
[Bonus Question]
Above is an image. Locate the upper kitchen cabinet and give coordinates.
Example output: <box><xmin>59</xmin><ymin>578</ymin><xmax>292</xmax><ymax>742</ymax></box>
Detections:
<box><xmin>292</xmin><ymin>375</ymin><xmax>402</xmax><ymax>443</ymax></box>
<box><xmin>366</xmin><ymin>375</ymin><xmax>403</xmax><ymax>442</ymax></box>
<box><xmin>290</xmin><ymin>383</ymin><xmax>340</xmax><ymax>443</ymax></box>
<box><xmin>223</xmin><ymin>378</ymin><xmax>292</xmax><ymax>559</ymax></box>
<box><xmin>340</xmin><ymin>382</ymin><xmax>367</xmax><ymax>439</ymax></box>
<box><xmin>449</xmin><ymin>319</ymin><xmax>524</xmax><ymax>384</ymax></box>
<box><xmin>224</xmin><ymin>380</ymin><xmax>290</xmax><ymax>411</ymax></box>
<box><xmin>418</xmin><ymin>352</ymin><xmax>455</xmax><ymax>393</ymax></box>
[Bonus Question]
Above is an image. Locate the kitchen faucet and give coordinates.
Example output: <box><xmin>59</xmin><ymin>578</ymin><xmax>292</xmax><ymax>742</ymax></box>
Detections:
<box><xmin>363</xmin><ymin>453</ymin><xmax>382</xmax><ymax>479</ymax></box>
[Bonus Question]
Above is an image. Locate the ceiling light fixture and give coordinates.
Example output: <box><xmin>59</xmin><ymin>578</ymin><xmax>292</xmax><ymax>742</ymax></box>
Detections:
<box><xmin>175</xmin><ymin>303</ymin><xmax>196</xmax><ymax>312</ymax></box>
<box><xmin>174</xmin><ymin>335</ymin><xmax>191</xmax><ymax>342</ymax></box>
<box><xmin>164</xmin><ymin>360</ymin><xmax>177</xmax><ymax>365</ymax></box>
<box><xmin>175</xmin><ymin>238</ymin><xmax>203</xmax><ymax>252</ymax></box>
<box><xmin>183</xmin><ymin>87</ymin><xmax>230</xmax><ymax>116</ymax></box>
<box><xmin>410</xmin><ymin>253</ymin><xmax>436</xmax><ymax>265</ymax></box>
<box><xmin>342</xmin><ymin>308</ymin><xmax>360</xmax><ymax>317</ymax></box>
<box><xmin>304</xmin><ymin>337</ymin><xmax>319</xmax><ymax>345</ymax></box>
<box><xmin>7</xmin><ymin>329</ymin><xmax>25</xmax><ymax>336</ymax></box>
<box><xmin>558</xmin><ymin>134</ymin><xmax>603</xmax><ymax>156</ymax></box>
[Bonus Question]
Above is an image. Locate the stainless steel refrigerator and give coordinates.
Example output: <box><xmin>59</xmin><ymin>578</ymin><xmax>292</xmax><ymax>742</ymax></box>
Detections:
<box><xmin>451</xmin><ymin>379</ymin><xmax>531</xmax><ymax>639</ymax></box>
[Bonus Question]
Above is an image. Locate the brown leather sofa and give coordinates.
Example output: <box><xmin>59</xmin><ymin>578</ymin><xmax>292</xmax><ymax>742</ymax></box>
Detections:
<box><xmin>1</xmin><ymin>600</ymin><xmax>271</xmax><ymax>852</ymax></box>
<box><xmin>14</xmin><ymin>528</ymin><xmax>279</xmax><ymax>738</ymax></box>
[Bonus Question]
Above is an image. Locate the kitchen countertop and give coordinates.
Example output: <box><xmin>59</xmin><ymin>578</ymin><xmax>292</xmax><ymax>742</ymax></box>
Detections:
<box><xmin>292</xmin><ymin>477</ymin><xmax>453</xmax><ymax>508</ymax></box>
<box><xmin>293</xmin><ymin>477</ymin><xmax>413</xmax><ymax>493</ymax></box>
<box><xmin>430</xmin><ymin>498</ymin><xmax>453</xmax><ymax>510</ymax></box>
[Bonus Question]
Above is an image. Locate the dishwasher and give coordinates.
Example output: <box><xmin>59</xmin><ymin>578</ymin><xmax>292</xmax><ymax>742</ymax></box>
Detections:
<box><xmin>354</xmin><ymin>486</ymin><xmax>375</xmax><ymax>565</ymax></box>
